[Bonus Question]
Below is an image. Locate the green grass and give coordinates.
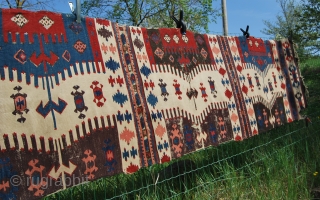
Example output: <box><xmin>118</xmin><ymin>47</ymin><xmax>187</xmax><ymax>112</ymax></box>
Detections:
<box><xmin>44</xmin><ymin>59</ymin><xmax>320</xmax><ymax>200</ymax></box>
<box><xmin>300</xmin><ymin>56</ymin><xmax>320</xmax><ymax>69</ymax></box>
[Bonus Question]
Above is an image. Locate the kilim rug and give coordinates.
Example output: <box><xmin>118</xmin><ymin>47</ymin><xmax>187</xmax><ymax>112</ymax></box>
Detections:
<box><xmin>0</xmin><ymin>8</ymin><xmax>306</xmax><ymax>199</ymax></box>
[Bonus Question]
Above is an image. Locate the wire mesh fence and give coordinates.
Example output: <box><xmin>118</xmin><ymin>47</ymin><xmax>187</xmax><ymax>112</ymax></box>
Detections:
<box><xmin>44</xmin><ymin>57</ymin><xmax>320</xmax><ymax>200</ymax></box>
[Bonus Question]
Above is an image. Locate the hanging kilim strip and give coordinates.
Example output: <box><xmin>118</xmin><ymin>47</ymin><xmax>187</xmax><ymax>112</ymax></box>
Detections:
<box><xmin>0</xmin><ymin>9</ymin><xmax>306</xmax><ymax>199</ymax></box>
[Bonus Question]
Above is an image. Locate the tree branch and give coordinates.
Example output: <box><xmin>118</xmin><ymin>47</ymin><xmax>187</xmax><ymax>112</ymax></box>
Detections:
<box><xmin>136</xmin><ymin>6</ymin><xmax>167</xmax><ymax>27</ymax></box>
<box><xmin>6</xmin><ymin>0</ymin><xmax>12</xmax><ymax>8</ymax></box>
<box><xmin>16</xmin><ymin>0</ymin><xmax>26</xmax><ymax>9</ymax></box>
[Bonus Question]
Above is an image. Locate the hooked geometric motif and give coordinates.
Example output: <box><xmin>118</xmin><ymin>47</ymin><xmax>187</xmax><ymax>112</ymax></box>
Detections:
<box><xmin>74</xmin><ymin>40</ymin><xmax>87</xmax><ymax>53</ymax></box>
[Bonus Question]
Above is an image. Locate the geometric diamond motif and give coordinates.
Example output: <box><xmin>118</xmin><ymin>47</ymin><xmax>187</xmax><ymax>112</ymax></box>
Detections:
<box><xmin>69</xmin><ymin>22</ymin><xmax>83</xmax><ymax>34</ymax></box>
<box><xmin>120</xmin><ymin>127</ymin><xmax>135</xmax><ymax>144</ymax></box>
<box><xmin>236</xmin><ymin>64</ymin><xmax>243</xmax><ymax>73</ymax></box>
<box><xmin>196</xmin><ymin>35</ymin><xmax>204</xmax><ymax>45</ymax></box>
<box><xmin>133</xmin><ymin>37</ymin><xmax>144</xmax><ymax>51</ymax></box>
<box><xmin>11</xmin><ymin>14</ymin><xmax>28</xmax><ymax>28</ymax></box>
<box><xmin>192</xmin><ymin>57</ymin><xmax>197</xmax><ymax>64</ymax></box>
<box><xmin>242</xmin><ymin>84</ymin><xmax>248</xmax><ymax>95</ymax></box>
<box><xmin>212</xmin><ymin>46</ymin><xmax>220</xmax><ymax>55</ymax></box>
<box><xmin>150</xmin><ymin>32</ymin><xmax>160</xmax><ymax>44</ymax></box>
<box><xmin>173</xmin><ymin>35</ymin><xmax>179</xmax><ymax>43</ymax></box>
<box><xmin>231</xmin><ymin>45</ymin><xmax>238</xmax><ymax>53</ymax></box>
<box><xmin>140</xmin><ymin>64</ymin><xmax>151</xmax><ymax>78</ymax></box>
<box><xmin>225</xmin><ymin>88</ymin><xmax>233</xmax><ymax>100</ymax></box>
<box><xmin>200</xmin><ymin>48</ymin><xmax>208</xmax><ymax>59</ymax></box>
<box><xmin>169</xmin><ymin>55</ymin><xmax>174</xmax><ymax>62</ymax></box>
<box><xmin>154</xmin><ymin>47</ymin><xmax>164</xmax><ymax>59</ymax></box>
<box><xmin>164</xmin><ymin>34</ymin><xmax>171</xmax><ymax>43</ymax></box>
<box><xmin>97</xmin><ymin>26</ymin><xmax>113</xmax><ymax>41</ymax></box>
<box><xmin>39</xmin><ymin>16</ymin><xmax>54</xmax><ymax>30</ymax></box>
<box><xmin>74</xmin><ymin>40</ymin><xmax>87</xmax><ymax>54</ymax></box>
<box><xmin>62</xmin><ymin>50</ymin><xmax>71</xmax><ymax>62</ymax></box>
<box><xmin>182</xmin><ymin>35</ymin><xmax>189</xmax><ymax>43</ymax></box>
<box><xmin>155</xmin><ymin>123</ymin><xmax>166</xmax><ymax>139</ymax></box>
<box><xmin>219</xmin><ymin>67</ymin><xmax>226</xmax><ymax>76</ymax></box>
<box><xmin>231</xmin><ymin>112</ymin><xmax>239</xmax><ymax>122</ymax></box>
<box><xmin>14</xmin><ymin>49</ymin><xmax>27</xmax><ymax>64</ymax></box>
<box><xmin>247</xmin><ymin>107</ymin><xmax>254</xmax><ymax>117</ymax></box>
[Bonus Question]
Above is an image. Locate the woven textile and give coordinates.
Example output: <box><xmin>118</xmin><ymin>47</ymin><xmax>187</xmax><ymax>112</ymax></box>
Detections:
<box><xmin>0</xmin><ymin>9</ymin><xmax>306</xmax><ymax>199</ymax></box>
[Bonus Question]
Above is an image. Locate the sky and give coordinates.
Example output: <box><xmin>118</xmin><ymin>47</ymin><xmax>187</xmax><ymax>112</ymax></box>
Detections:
<box><xmin>51</xmin><ymin>0</ymin><xmax>283</xmax><ymax>39</ymax></box>
<box><xmin>57</xmin><ymin>0</ymin><xmax>281</xmax><ymax>39</ymax></box>
<box><xmin>209</xmin><ymin>0</ymin><xmax>282</xmax><ymax>38</ymax></box>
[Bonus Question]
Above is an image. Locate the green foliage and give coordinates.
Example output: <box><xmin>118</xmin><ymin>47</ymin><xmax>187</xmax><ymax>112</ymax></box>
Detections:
<box><xmin>261</xmin><ymin>0</ymin><xmax>301</xmax><ymax>39</ymax></box>
<box><xmin>81</xmin><ymin>0</ymin><xmax>220</xmax><ymax>33</ymax></box>
<box><xmin>262</xmin><ymin>0</ymin><xmax>301</xmax><ymax>38</ymax></box>
<box><xmin>295</xmin><ymin>0</ymin><xmax>320</xmax><ymax>55</ymax></box>
<box><xmin>261</xmin><ymin>0</ymin><xmax>308</xmax><ymax>56</ymax></box>
<box><xmin>261</xmin><ymin>0</ymin><xmax>320</xmax><ymax>57</ymax></box>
